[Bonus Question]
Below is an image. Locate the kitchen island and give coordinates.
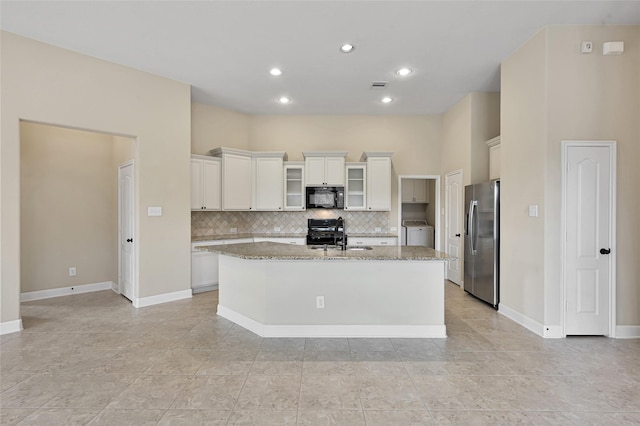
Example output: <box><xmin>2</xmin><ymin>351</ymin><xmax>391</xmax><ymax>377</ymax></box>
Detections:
<box><xmin>199</xmin><ymin>242</ymin><xmax>450</xmax><ymax>338</ymax></box>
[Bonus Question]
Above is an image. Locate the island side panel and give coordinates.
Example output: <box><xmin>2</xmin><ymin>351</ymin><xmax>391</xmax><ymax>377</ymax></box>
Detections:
<box><xmin>263</xmin><ymin>260</ymin><xmax>444</xmax><ymax>326</ymax></box>
<box><xmin>217</xmin><ymin>255</ymin><xmax>268</xmax><ymax>324</ymax></box>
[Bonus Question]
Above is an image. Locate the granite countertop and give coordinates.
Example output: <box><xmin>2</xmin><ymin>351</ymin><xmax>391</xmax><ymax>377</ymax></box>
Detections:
<box><xmin>197</xmin><ymin>241</ymin><xmax>451</xmax><ymax>261</ymax></box>
<box><xmin>192</xmin><ymin>233</ymin><xmax>397</xmax><ymax>242</ymax></box>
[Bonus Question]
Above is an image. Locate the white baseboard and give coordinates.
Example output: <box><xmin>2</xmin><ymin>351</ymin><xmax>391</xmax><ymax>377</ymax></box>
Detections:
<box><xmin>192</xmin><ymin>284</ymin><xmax>218</xmax><ymax>294</ymax></box>
<box><xmin>498</xmin><ymin>303</ymin><xmax>545</xmax><ymax>337</ymax></box>
<box><xmin>615</xmin><ymin>326</ymin><xmax>640</xmax><ymax>339</ymax></box>
<box><xmin>20</xmin><ymin>281</ymin><xmax>116</xmax><ymax>302</ymax></box>
<box><xmin>217</xmin><ymin>304</ymin><xmax>447</xmax><ymax>338</ymax></box>
<box><xmin>0</xmin><ymin>319</ymin><xmax>23</xmax><ymax>335</ymax></box>
<box><xmin>133</xmin><ymin>289</ymin><xmax>192</xmax><ymax>308</ymax></box>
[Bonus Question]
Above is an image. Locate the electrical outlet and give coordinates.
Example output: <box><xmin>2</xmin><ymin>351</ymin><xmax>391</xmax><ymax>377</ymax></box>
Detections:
<box><xmin>375</xmin><ymin>227</ymin><xmax>382</xmax><ymax>232</ymax></box>
<box><xmin>316</xmin><ymin>296</ymin><xmax>325</xmax><ymax>309</ymax></box>
<box><xmin>230</xmin><ymin>228</ymin><xmax>237</xmax><ymax>234</ymax></box>
<box><xmin>69</xmin><ymin>267</ymin><xmax>77</xmax><ymax>277</ymax></box>
<box><xmin>274</xmin><ymin>226</ymin><xmax>281</xmax><ymax>232</ymax></box>
<box><xmin>581</xmin><ymin>41</ymin><xmax>593</xmax><ymax>54</ymax></box>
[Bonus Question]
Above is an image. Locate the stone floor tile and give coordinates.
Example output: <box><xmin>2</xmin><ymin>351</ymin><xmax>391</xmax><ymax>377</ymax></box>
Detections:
<box><xmin>297</xmin><ymin>409</ymin><xmax>366</xmax><ymax>426</ymax></box>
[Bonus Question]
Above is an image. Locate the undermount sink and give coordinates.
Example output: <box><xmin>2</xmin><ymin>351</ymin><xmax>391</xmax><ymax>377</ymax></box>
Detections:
<box><xmin>308</xmin><ymin>245</ymin><xmax>373</xmax><ymax>251</ymax></box>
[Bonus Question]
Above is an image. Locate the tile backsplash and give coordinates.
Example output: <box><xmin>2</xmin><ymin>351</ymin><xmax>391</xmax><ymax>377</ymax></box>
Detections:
<box><xmin>191</xmin><ymin>210</ymin><xmax>390</xmax><ymax>237</ymax></box>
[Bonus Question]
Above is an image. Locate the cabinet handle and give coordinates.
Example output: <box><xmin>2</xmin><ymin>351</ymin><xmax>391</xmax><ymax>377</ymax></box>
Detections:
<box><xmin>126</xmin><ymin>238</ymin><xmax>133</xmax><ymax>243</ymax></box>
<box><xmin>455</xmin><ymin>233</ymin><xmax>461</xmax><ymax>237</ymax></box>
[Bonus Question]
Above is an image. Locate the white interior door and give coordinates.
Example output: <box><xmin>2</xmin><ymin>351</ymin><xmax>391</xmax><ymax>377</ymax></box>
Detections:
<box><xmin>119</xmin><ymin>162</ymin><xmax>135</xmax><ymax>301</ymax></box>
<box><xmin>565</xmin><ymin>143</ymin><xmax>614</xmax><ymax>336</ymax></box>
<box><xmin>445</xmin><ymin>170</ymin><xmax>463</xmax><ymax>285</ymax></box>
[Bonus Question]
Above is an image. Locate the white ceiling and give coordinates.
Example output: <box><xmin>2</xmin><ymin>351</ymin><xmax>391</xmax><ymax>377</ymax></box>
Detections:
<box><xmin>2</xmin><ymin>1</ymin><xmax>639</xmax><ymax>115</ymax></box>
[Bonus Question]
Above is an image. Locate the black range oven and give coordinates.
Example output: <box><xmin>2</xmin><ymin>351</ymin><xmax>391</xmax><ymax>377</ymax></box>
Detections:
<box><xmin>306</xmin><ymin>218</ymin><xmax>347</xmax><ymax>247</ymax></box>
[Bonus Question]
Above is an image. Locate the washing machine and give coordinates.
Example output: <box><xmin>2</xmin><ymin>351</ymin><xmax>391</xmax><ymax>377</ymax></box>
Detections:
<box><xmin>402</xmin><ymin>220</ymin><xmax>434</xmax><ymax>248</ymax></box>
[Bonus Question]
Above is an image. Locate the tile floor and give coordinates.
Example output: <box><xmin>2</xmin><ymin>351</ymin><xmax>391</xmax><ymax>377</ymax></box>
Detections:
<box><xmin>2</xmin><ymin>282</ymin><xmax>640</xmax><ymax>425</ymax></box>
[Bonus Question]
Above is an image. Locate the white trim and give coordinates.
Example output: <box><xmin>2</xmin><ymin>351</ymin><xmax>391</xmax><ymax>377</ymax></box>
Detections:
<box><xmin>561</xmin><ymin>141</ymin><xmax>617</xmax><ymax>338</ymax></box>
<box><xmin>192</xmin><ymin>284</ymin><xmax>218</xmax><ymax>294</ymax></box>
<box><xmin>615</xmin><ymin>326</ymin><xmax>640</xmax><ymax>339</ymax></box>
<box><xmin>498</xmin><ymin>303</ymin><xmax>544</xmax><ymax>337</ymax></box>
<box><xmin>20</xmin><ymin>281</ymin><xmax>116</xmax><ymax>302</ymax></box>
<box><xmin>133</xmin><ymin>289</ymin><xmax>192</xmax><ymax>308</ymax></box>
<box><xmin>397</xmin><ymin>174</ymin><xmax>441</xmax><ymax>251</ymax></box>
<box><xmin>217</xmin><ymin>304</ymin><xmax>447</xmax><ymax>338</ymax></box>
<box><xmin>543</xmin><ymin>325</ymin><xmax>564</xmax><ymax>339</ymax></box>
<box><xmin>0</xmin><ymin>319</ymin><xmax>23</xmax><ymax>335</ymax></box>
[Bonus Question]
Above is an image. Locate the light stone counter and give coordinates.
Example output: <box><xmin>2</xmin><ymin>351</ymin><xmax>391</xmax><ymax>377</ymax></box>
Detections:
<box><xmin>199</xmin><ymin>241</ymin><xmax>450</xmax><ymax>261</ymax></box>
<box><xmin>191</xmin><ymin>233</ymin><xmax>397</xmax><ymax>242</ymax></box>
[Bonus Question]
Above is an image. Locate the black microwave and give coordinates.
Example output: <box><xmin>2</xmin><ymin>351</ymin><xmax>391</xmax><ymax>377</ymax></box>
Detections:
<box><xmin>306</xmin><ymin>186</ymin><xmax>344</xmax><ymax>209</ymax></box>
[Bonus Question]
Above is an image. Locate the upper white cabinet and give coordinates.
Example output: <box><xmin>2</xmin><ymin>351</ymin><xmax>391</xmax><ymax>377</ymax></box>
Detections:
<box><xmin>254</xmin><ymin>152</ymin><xmax>287</xmax><ymax>211</ymax></box>
<box><xmin>362</xmin><ymin>152</ymin><xmax>393</xmax><ymax>211</ymax></box>
<box><xmin>401</xmin><ymin>179</ymin><xmax>429</xmax><ymax>203</ymax></box>
<box><xmin>487</xmin><ymin>136</ymin><xmax>501</xmax><ymax>180</ymax></box>
<box><xmin>284</xmin><ymin>162</ymin><xmax>305</xmax><ymax>211</ymax></box>
<box><xmin>303</xmin><ymin>151</ymin><xmax>347</xmax><ymax>186</ymax></box>
<box><xmin>190</xmin><ymin>155</ymin><xmax>221</xmax><ymax>210</ymax></box>
<box><xmin>210</xmin><ymin>147</ymin><xmax>253</xmax><ymax>211</ymax></box>
<box><xmin>345</xmin><ymin>163</ymin><xmax>366</xmax><ymax>211</ymax></box>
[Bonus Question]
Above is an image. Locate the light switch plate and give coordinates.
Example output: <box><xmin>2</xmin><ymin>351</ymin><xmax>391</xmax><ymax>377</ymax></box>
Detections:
<box><xmin>147</xmin><ymin>206</ymin><xmax>162</xmax><ymax>217</ymax></box>
<box><xmin>528</xmin><ymin>205</ymin><xmax>538</xmax><ymax>217</ymax></box>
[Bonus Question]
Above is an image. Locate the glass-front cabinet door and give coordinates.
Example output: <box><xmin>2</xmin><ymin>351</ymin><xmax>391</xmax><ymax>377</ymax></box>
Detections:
<box><xmin>284</xmin><ymin>163</ymin><xmax>305</xmax><ymax>211</ymax></box>
<box><xmin>345</xmin><ymin>163</ymin><xmax>366</xmax><ymax>210</ymax></box>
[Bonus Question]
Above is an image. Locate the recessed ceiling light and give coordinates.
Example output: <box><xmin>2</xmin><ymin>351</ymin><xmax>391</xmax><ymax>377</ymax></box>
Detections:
<box><xmin>396</xmin><ymin>67</ymin><xmax>412</xmax><ymax>77</ymax></box>
<box><xmin>381</xmin><ymin>96</ymin><xmax>393</xmax><ymax>104</ymax></box>
<box><xmin>278</xmin><ymin>96</ymin><xmax>291</xmax><ymax>104</ymax></box>
<box><xmin>269</xmin><ymin>67</ymin><xmax>283</xmax><ymax>76</ymax></box>
<box><xmin>340</xmin><ymin>43</ymin><xmax>355</xmax><ymax>53</ymax></box>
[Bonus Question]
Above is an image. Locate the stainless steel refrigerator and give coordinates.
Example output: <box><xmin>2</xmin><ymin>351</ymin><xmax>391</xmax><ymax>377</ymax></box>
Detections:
<box><xmin>464</xmin><ymin>181</ymin><xmax>499</xmax><ymax>309</ymax></box>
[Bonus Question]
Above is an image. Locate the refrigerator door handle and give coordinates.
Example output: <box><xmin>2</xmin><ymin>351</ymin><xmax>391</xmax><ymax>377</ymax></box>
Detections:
<box><xmin>469</xmin><ymin>200</ymin><xmax>478</xmax><ymax>255</ymax></box>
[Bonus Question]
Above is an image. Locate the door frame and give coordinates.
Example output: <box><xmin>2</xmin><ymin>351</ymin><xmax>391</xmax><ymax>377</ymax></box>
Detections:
<box><xmin>561</xmin><ymin>140</ymin><xmax>617</xmax><ymax>337</ymax></box>
<box><xmin>118</xmin><ymin>160</ymin><xmax>136</xmax><ymax>300</ymax></box>
<box><xmin>397</xmin><ymin>175</ymin><xmax>441</xmax><ymax>251</ymax></box>
<box><xmin>444</xmin><ymin>169</ymin><xmax>464</xmax><ymax>286</ymax></box>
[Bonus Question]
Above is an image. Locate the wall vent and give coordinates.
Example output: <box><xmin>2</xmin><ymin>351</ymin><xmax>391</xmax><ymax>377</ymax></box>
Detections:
<box><xmin>370</xmin><ymin>81</ymin><xmax>388</xmax><ymax>89</ymax></box>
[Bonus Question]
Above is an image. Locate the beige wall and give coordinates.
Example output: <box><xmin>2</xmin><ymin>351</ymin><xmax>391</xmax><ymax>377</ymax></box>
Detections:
<box><xmin>501</xmin><ymin>29</ymin><xmax>548</xmax><ymax>323</ymax></box>
<box><xmin>438</xmin><ymin>92</ymin><xmax>500</xmax><ymax>263</ymax></box>
<box><xmin>544</xmin><ymin>26</ymin><xmax>640</xmax><ymax>326</ymax></box>
<box><xmin>501</xmin><ymin>25</ymin><xmax>640</xmax><ymax>328</ymax></box>
<box><xmin>1</xmin><ymin>32</ymin><xmax>191</xmax><ymax>325</ymax></box>
<box><xmin>20</xmin><ymin>122</ymin><xmax>125</xmax><ymax>292</ymax></box>
<box><xmin>191</xmin><ymin>103</ymin><xmax>250</xmax><ymax>154</ymax></box>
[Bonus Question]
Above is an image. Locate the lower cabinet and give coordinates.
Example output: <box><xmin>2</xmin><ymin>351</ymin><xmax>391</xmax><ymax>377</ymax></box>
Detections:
<box><xmin>349</xmin><ymin>236</ymin><xmax>398</xmax><ymax>246</ymax></box>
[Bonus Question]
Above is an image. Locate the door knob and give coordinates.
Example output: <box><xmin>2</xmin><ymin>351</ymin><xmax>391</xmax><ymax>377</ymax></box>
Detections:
<box><xmin>455</xmin><ymin>233</ymin><xmax>461</xmax><ymax>237</ymax></box>
<box><xmin>600</xmin><ymin>248</ymin><xmax>611</xmax><ymax>255</ymax></box>
<box><xmin>126</xmin><ymin>238</ymin><xmax>133</xmax><ymax>243</ymax></box>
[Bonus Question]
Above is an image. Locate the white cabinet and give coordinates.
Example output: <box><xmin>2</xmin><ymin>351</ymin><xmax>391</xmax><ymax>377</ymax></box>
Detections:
<box><xmin>253</xmin><ymin>237</ymin><xmax>306</xmax><ymax>245</ymax></box>
<box><xmin>401</xmin><ymin>179</ymin><xmax>429</xmax><ymax>203</ymax></box>
<box><xmin>284</xmin><ymin>162</ymin><xmax>305</xmax><ymax>211</ymax></box>
<box><xmin>210</xmin><ymin>148</ymin><xmax>253</xmax><ymax>211</ymax></box>
<box><xmin>191</xmin><ymin>240</ymin><xmax>224</xmax><ymax>293</ymax></box>
<box><xmin>254</xmin><ymin>152</ymin><xmax>287</xmax><ymax>211</ymax></box>
<box><xmin>361</xmin><ymin>152</ymin><xmax>393</xmax><ymax>211</ymax></box>
<box><xmin>349</xmin><ymin>236</ymin><xmax>397</xmax><ymax>246</ymax></box>
<box><xmin>303</xmin><ymin>152</ymin><xmax>347</xmax><ymax>186</ymax></box>
<box><xmin>345</xmin><ymin>163</ymin><xmax>366</xmax><ymax>211</ymax></box>
<box><xmin>487</xmin><ymin>136</ymin><xmax>501</xmax><ymax>180</ymax></box>
<box><xmin>190</xmin><ymin>155</ymin><xmax>221</xmax><ymax>210</ymax></box>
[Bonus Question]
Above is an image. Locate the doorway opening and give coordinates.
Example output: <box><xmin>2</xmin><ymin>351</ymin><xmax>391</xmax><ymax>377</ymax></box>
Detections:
<box><xmin>397</xmin><ymin>175</ymin><xmax>440</xmax><ymax>251</ymax></box>
<box><xmin>19</xmin><ymin>121</ymin><xmax>135</xmax><ymax>307</ymax></box>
